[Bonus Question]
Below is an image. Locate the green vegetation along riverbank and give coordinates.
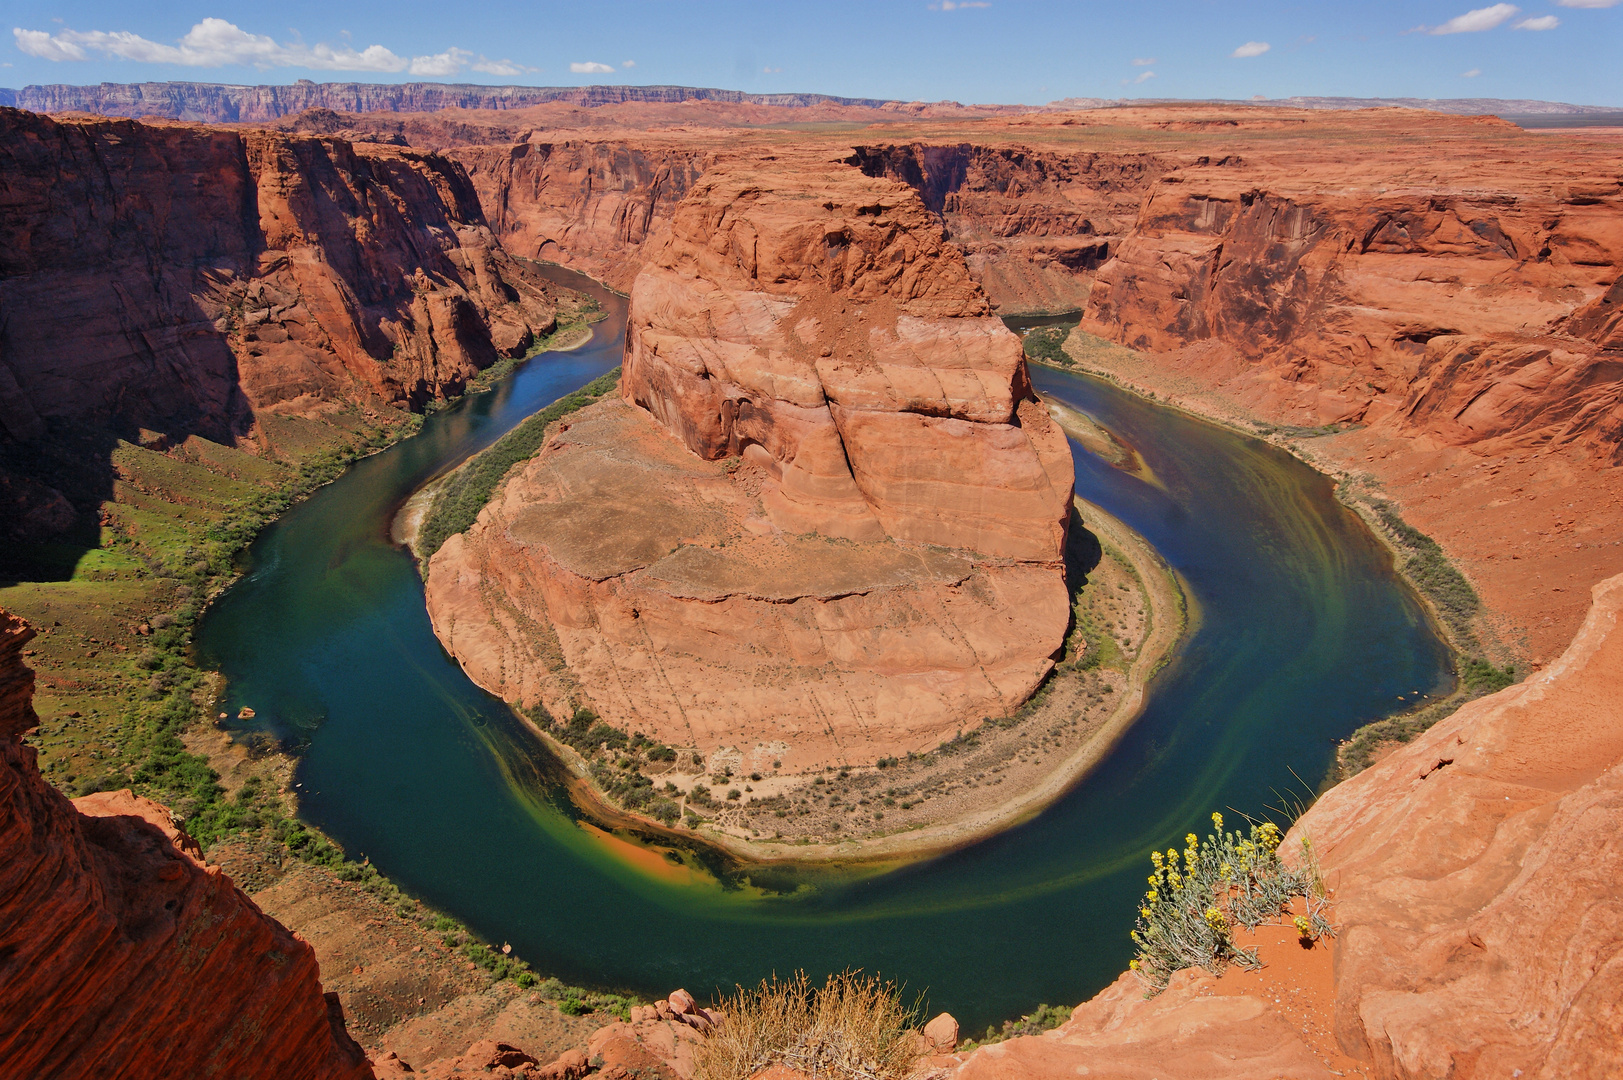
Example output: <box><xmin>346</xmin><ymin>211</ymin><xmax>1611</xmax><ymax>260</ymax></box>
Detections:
<box><xmin>1022</xmin><ymin>323</ymin><xmax>1517</xmax><ymax>784</ymax></box>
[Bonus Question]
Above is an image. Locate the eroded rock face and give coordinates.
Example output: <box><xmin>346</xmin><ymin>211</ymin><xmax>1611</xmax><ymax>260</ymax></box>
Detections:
<box><xmin>1286</xmin><ymin>572</ymin><xmax>1623</xmax><ymax>1077</ymax></box>
<box><xmin>0</xmin><ymin>610</ymin><xmax>373</xmax><ymax>1080</ymax></box>
<box><xmin>953</xmin><ymin>968</ymin><xmax>1338</xmax><ymax>1080</ymax></box>
<box><xmin>0</xmin><ymin>108</ymin><xmax>562</xmax><ymax>449</ymax></box>
<box><xmin>428</xmin><ymin>159</ymin><xmax>1072</xmax><ymax>769</ymax></box>
<box><xmin>1081</xmin><ymin>152</ymin><xmax>1623</xmax><ymax>462</ymax></box>
<box><xmin>452</xmin><ymin>141</ymin><xmax>710</xmax><ymax>293</ymax></box>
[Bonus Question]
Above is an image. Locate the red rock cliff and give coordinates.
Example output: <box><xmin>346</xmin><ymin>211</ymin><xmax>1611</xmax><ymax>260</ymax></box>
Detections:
<box><xmin>1080</xmin><ymin>141</ymin><xmax>1623</xmax><ymax>462</ymax></box>
<box><xmin>0</xmin><ymin>609</ymin><xmax>374</xmax><ymax>1080</ymax></box>
<box><xmin>0</xmin><ymin>108</ymin><xmax>563</xmax><ymax>450</ymax></box>
<box><xmin>450</xmin><ymin>140</ymin><xmax>710</xmax><ymax>292</ymax></box>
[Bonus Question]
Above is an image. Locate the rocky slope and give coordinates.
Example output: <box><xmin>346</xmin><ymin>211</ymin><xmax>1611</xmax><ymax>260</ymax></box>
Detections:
<box><xmin>426</xmin><ymin>156</ymin><xmax>1073</xmax><ymax>770</ymax></box>
<box><xmin>0</xmin><ymin>609</ymin><xmax>374</xmax><ymax>1080</ymax></box>
<box><xmin>954</xmin><ymin>571</ymin><xmax>1623</xmax><ymax>1079</ymax></box>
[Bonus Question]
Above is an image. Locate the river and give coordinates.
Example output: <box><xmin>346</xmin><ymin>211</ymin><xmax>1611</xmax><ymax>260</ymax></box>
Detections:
<box><xmin>195</xmin><ymin>266</ymin><xmax>1451</xmax><ymax>1032</ymax></box>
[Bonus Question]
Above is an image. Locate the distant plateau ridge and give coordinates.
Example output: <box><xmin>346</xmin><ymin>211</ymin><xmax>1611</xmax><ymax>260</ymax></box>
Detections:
<box><xmin>0</xmin><ymin>80</ymin><xmax>1617</xmax><ymax>124</ymax></box>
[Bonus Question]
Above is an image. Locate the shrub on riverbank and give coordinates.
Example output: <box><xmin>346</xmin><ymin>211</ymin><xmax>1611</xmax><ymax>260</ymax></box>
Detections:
<box><xmin>696</xmin><ymin>971</ymin><xmax>920</xmax><ymax>1080</ymax></box>
<box><xmin>417</xmin><ymin>368</ymin><xmax>621</xmax><ymax>556</ymax></box>
<box><xmin>1021</xmin><ymin>326</ymin><xmax>1074</xmax><ymax>367</ymax></box>
<box><xmin>1129</xmin><ymin>814</ymin><xmax>1333</xmax><ymax>993</ymax></box>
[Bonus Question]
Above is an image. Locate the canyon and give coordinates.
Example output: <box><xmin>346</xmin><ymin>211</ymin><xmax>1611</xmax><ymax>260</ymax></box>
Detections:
<box><xmin>0</xmin><ymin>105</ymin><xmax>584</xmax><ymax>542</ymax></box>
<box><xmin>0</xmin><ymin>93</ymin><xmax>1620</xmax><ymax>1078</ymax></box>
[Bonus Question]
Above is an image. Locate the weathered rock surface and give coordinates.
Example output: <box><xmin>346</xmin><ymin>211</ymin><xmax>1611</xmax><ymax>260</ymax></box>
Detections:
<box><xmin>954</xmin><ymin>968</ymin><xmax>1338</xmax><ymax>1080</ymax></box>
<box><xmin>428</xmin><ymin>158</ymin><xmax>1072</xmax><ymax>769</ymax></box>
<box><xmin>1079</xmin><ymin>134</ymin><xmax>1623</xmax><ymax>463</ymax></box>
<box><xmin>0</xmin><ymin>107</ymin><xmax>563</xmax><ymax>463</ymax></box>
<box><xmin>0</xmin><ymin>609</ymin><xmax>374</xmax><ymax>1079</ymax></box>
<box><xmin>955</xmin><ymin>572</ymin><xmax>1623</xmax><ymax>1079</ymax></box>
<box><xmin>451</xmin><ymin>141</ymin><xmax>709</xmax><ymax>292</ymax></box>
<box><xmin>1284</xmin><ymin>571</ymin><xmax>1623</xmax><ymax>1077</ymax></box>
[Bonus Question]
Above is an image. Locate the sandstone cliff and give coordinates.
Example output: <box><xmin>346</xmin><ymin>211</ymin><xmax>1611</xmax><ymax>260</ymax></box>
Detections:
<box><xmin>0</xmin><ymin>107</ymin><xmax>580</xmax><ymax>543</ymax></box>
<box><xmin>952</xmin><ymin>571</ymin><xmax>1623</xmax><ymax>1079</ymax></box>
<box><xmin>0</xmin><ymin>609</ymin><xmax>374</xmax><ymax>1080</ymax></box>
<box><xmin>0</xmin><ymin>108</ymin><xmax>562</xmax><ymax>441</ymax></box>
<box><xmin>450</xmin><ymin>141</ymin><xmax>710</xmax><ymax>292</ymax></box>
<box><xmin>847</xmin><ymin>143</ymin><xmax>1173</xmax><ymax>314</ymax></box>
<box><xmin>1079</xmin><ymin>140</ymin><xmax>1623</xmax><ymax>463</ymax></box>
<box><xmin>426</xmin><ymin>157</ymin><xmax>1073</xmax><ymax>770</ymax></box>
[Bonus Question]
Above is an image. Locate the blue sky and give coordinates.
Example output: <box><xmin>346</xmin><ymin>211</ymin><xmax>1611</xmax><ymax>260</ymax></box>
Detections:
<box><xmin>5</xmin><ymin>2</ymin><xmax>1620</xmax><ymax>106</ymax></box>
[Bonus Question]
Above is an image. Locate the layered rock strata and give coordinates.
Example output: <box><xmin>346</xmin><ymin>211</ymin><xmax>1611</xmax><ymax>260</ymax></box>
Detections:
<box><xmin>427</xmin><ymin>159</ymin><xmax>1073</xmax><ymax>769</ymax></box>
<box><xmin>451</xmin><ymin>141</ymin><xmax>710</xmax><ymax>292</ymax></box>
<box><xmin>1080</xmin><ymin>143</ymin><xmax>1623</xmax><ymax>463</ymax></box>
<box><xmin>0</xmin><ymin>609</ymin><xmax>373</xmax><ymax>1080</ymax></box>
<box><xmin>0</xmin><ymin>107</ymin><xmax>563</xmax><ymax>456</ymax></box>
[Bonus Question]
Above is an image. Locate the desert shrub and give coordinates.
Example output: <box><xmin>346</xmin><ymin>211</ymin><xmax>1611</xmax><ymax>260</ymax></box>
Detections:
<box><xmin>696</xmin><ymin>971</ymin><xmax>920</xmax><ymax>1080</ymax></box>
<box><xmin>1021</xmin><ymin>326</ymin><xmax>1073</xmax><ymax>367</ymax></box>
<box><xmin>964</xmin><ymin>1003</ymin><xmax>1070</xmax><ymax>1048</ymax></box>
<box><xmin>418</xmin><ymin>369</ymin><xmax>621</xmax><ymax>555</ymax></box>
<box><xmin>1130</xmin><ymin>814</ymin><xmax>1333</xmax><ymax>993</ymax></box>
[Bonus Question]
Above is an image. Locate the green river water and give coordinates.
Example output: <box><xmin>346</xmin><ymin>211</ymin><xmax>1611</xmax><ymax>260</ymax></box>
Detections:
<box><xmin>196</xmin><ymin>266</ymin><xmax>1451</xmax><ymax>1031</ymax></box>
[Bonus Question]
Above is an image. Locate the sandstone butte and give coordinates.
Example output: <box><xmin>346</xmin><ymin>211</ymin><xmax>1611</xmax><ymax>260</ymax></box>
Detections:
<box><xmin>0</xmin><ymin>610</ymin><xmax>373</xmax><ymax>1080</ymax></box>
<box><xmin>425</xmin><ymin>156</ymin><xmax>1075</xmax><ymax>770</ymax></box>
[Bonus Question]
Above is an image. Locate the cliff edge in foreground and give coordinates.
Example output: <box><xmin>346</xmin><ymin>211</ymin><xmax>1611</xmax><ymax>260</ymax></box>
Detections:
<box><xmin>954</xmin><ymin>571</ymin><xmax>1623</xmax><ymax>1079</ymax></box>
<box><xmin>0</xmin><ymin>610</ymin><xmax>373</xmax><ymax>1080</ymax></box>
<box><xmin>427</xmin><ymin>155</ymin><xmax>1074</xmax><ymax>772</ymax></box>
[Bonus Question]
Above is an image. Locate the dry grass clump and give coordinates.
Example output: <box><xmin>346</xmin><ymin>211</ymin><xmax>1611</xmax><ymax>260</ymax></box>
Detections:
<box><xmin>695</xmin><ymin>971</ymin><xmax>921</xmax><ymax>1080</ymax></box>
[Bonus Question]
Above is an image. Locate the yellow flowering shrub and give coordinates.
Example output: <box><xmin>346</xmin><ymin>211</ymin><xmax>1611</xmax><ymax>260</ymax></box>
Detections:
<box><xmin>1129</xmin><ymin>813</ymin><xmax>1334</xmax><ymax>993</ymax></box>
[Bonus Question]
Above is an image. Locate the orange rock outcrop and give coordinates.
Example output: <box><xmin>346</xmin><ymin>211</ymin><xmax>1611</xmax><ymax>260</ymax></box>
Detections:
<box><xmin>0</xmin><ymin>609</ymin><xmax>374</xmax><ymax>1080</ymax></box>
<box><xmin>426</xmin><ymin>158</ymin><xmax>1073</xmax><ymax>769</ymax></box>
<box><xmin>953</xmin><ymin>572</ymin><xmax>1623</xmax><ymax>1078</ymax></box>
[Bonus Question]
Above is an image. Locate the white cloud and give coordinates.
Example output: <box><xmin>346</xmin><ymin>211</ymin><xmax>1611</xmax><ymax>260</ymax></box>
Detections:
<box><xmin>621</xmin><ymin>59</ymin><xmax>635</xmax><ymax>68</ymax></box>
<box><xmin>570</xmin><ymin>61</ymin><xmax>615</xmax><ymax>73</ymax></box>
<box><xmin>1134</xmin><ymin>70</ymin><xmax>1156</xmax><ymax>83</ymax></box>
<box><xmin>471</xmin><ymin>57</ymin><xmax>535</xmax><ymax>76</ymax></box>
<box><xmin>1425</xmin><ymin>4</ymin><xmax>1521</xmax><ymax>34</ymax></box>
<box><xmin>1231</xmin><ymin>40</ymin><xmax>1271</xmax><ymax>57</ymax></box>
<box><xmin>929</xmin><ymin>1</ymin><xmax>990</xmax><ymax>9</ymax></box>
<box><xmin>11</xmin><ymin>18</ymin><xmax>526</xmax><ymax>76</ymax></box>
<box><xmin>1514</xmin><ymin>14</ymin><xmax>1561</xmax><ymax>27</ymax></box>
<box><xmin>1132</xmin><ymin>57</ymin><xmax>1156</xmax><ymax>65</ymax></box>
<box><xmin>763</xmin><ymin>65</ymin><xmax>782</xmax><ymax>73</ymax></box>
<box><xmin>409</xmin><ymin>47</ymin><xmax>471</xmax><ymax>76</ymax></box>
<box><xmin>14</xmin><ymin>28</ymin><xmax>85</xmax><ymax>61</ymax></box>
<box><xmin>1463</xmin><ymin>67</ymin><xmax>1483</xmax><ymax>76</ymax></box>
<box><xmin>1555</xmin><ymin>0</ymin><xmax>1619</xmax><ymax>7</ymax></box>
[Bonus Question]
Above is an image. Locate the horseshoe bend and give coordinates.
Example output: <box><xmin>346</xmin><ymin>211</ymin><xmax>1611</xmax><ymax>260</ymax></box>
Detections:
<box><xmin>2</xmin><ymin>50</ymin><xmax>1623</xmax><ymax>1080</ymax></box>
